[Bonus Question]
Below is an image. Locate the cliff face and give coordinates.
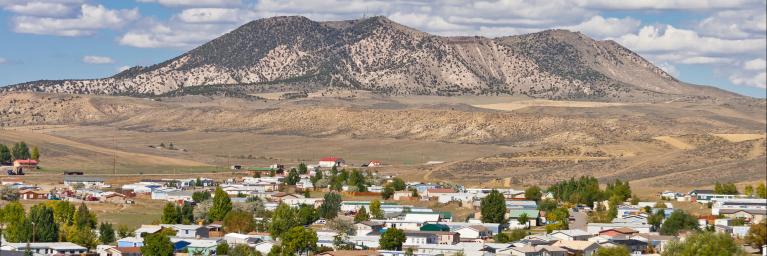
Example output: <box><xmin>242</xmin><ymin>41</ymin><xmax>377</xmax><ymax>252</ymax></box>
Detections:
<box><xmin>2</xmin><ymin>16</ymin><xmax>741</xmax><ymax>101</ymax></box>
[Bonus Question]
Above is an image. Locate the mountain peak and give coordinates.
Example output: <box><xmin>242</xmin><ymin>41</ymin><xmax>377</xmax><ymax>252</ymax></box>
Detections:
<box><xmin>2</xmin><ymin>16</ymin><xmax>742</xmax><ymax>101</ymax></box>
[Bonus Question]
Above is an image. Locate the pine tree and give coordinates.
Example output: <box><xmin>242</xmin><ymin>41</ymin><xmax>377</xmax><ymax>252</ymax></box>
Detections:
<box><xmin>0</xmin><ymin>144</ymin><xmax>11</xmax><ymax>163</ymax></box>
<box><xmin>74</xmin><ymin>203</ymin><xmax>95</xmax><ymax>229</ymax></box>
<box><xmin>99</xmin><ymin>222</ymin><xmax>116</xmax><ymax>244</ymax></box>
<box><xmin>11</xmin><ymin>142</ymin><xmax>30</xmax><ymax>160</ymax></box>
<box><xmin>209</xmin><ymin>187</ymin><xmax>232</xmax><ymax>221</ymax></box>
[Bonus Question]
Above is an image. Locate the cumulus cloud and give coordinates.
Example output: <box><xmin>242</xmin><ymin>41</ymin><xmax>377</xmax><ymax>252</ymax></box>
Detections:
<box><xmin>12</xmin><ymin>4</ymin><xmax>139</xmax><ymax>36</ymax></box>
<box><xmin>3</xmin><ymin>1</ymin><xmax>74</xmax><ymax>17</ymax></box>
<box><xmin>82</xmin><ymin>55</ymin><xmax>114</xmax><ymax>64</ymax></box>
<box><xmin>119</xmin><ymin>20</ymin><xmax>232</xmax><ymax>48</ymax></box>
<box><xmin>744</xmin><ymin>58</ymin><xmax>766</xmax><ymax>71</ymax></box>
<box><xmin>176</xmin><ymin>8</ymin><xmax>257</xmax><ymax>23</ymax></box>
<box><xmin>697</xmin><ymin>10</ymin><xmax>767</xmax><ymax>39</ymax></box>
<box><xmin>561</xmin><ymin>15</ymin><xmax>640</xmax><ymax>38</ymax></box>
<box><xmin>576</xmin><ymin>0</ymin><xmax>762</xmax><ymax>10</ymax></box>
<box><xmin>137</xmin><ymin>0</ymin><xmax>241</xmax><ymax>7</ymax></box>
<box><xmin>730</xmin><ymin>72</ymin><xmax>766</xmax><ymax>88</ymax></box>
<box><xmin>618</xmin><ymin>25</ymin><xmax>765</xmax><ymax>54</ymax></box>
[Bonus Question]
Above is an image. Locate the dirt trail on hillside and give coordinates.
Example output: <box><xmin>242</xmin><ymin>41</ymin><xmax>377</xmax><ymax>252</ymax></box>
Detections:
<box><xmin>654</xmin><ymin>136</ymin><xmax>695</xmax><ymax>150</ymax></box>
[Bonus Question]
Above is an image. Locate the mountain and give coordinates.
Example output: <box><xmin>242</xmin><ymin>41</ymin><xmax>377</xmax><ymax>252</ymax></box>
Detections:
<box><xmin>2</xmin><ymin>16</ymin><xmax>743</xmax><ymax>101</ymax></box>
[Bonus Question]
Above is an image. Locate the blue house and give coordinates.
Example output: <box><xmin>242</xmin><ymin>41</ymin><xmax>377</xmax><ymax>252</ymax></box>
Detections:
<box><xmin>117</xmin><ymin>237</ymin><xmax>144</xmax><ymax>247</ymax></box>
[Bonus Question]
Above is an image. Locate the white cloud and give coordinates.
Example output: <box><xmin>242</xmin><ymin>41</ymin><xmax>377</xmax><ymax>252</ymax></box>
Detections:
<box><xmin>744</xmin><ymin>58</ymin><xmax>766</xmax><ymax>70</ymax></box>
<box><xmin>176</xmin><ymin>8</ymin><xmax>256</xmax><ymax>23</ymax></box>
<box><xmin>4</xmin><ymin>2</ymin><xmax>73</xmax><ymax>17</ymax></box>
<box><xmin>562</xmin><ymin>15</ymin><xmax>640</xmax><ymax>38</ymax></box>
<box><xmin>697</xmin><ymin>10</ymin><xmax>767</xmax><ymax>39</ymax></box>
<box><xmin>677</xmin><ymin>56</ymin><xmax>732</xmax><ymax>64</ymax></box>
<box><xmin>388</xmin><ymin>12</ymin><xmax>468</xmax><ymax>33</ymax></box>
<box><xmin>12</xmin><ymin>4</ymin><xmax>139</xmax><ymax>36</ymax></box>
<box><xmin>82</xmin><ymin>55</ymin><xmax>114</xmax><ymax>64</ymax></box>
<box><xmin>576</xmin><ymin>0</ymin><xmax>762</xmax><ymax>10</ymax></box>
<box><xmin>656</xmin><ymin>62</ymin><xmax>679</xmax><ymax>77</ymax></box>
<box><xmin>730</xmin><ymin>72</ymin><xmax>766</xmax><ymax>88</ymax></box>
<box><xmin>137</xmin><ymin>0</ymin><xmax>241</xmax><ymax>7</ymax></box>
<box><xmin>618</xmin><ymin>25</ymin><xmax>765</xmax><ymax>55</ymax></box>
<box><xmin>119</xmin><ymin>21</ymin><xmax>232</xmax><ymax>48</ymax></box>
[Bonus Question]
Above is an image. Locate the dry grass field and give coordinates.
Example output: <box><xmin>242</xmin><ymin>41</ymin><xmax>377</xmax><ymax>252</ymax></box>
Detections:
<box><xmin>0</xmin><ymin>92</ymin><xmax>764</xmax><ymax>197</ymax></box>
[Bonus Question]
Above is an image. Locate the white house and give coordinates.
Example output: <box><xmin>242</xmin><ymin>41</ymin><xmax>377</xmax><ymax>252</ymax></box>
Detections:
<box><xmin>3</xmin><ymin>242</ymin><xmax>87</xmax><ymax>255</ymax></box>
<box><xmin>549</xmin><ymin>230</ymin><xmax>592</xmax><ymax>241</ymax></box>
<box><xmin>586</xmin><ymin>223</ymin><xmax>652</xmax><ymax>234</ymax></box>
<box><xmin>712</xmin><ymin>198</ymin><xmax>767</xmax><ymax>215</ymax></box>
<box><xmin>319</xmin><ymin>157</ymin><xmax>345</xmax><ymax>168</ymax></box>
<box><xmin>63</xmin><ymin>176</ymin><xmax>105</xmax><ymax>188</ymax></box>
<box><xmin>455</xmin><ymin>225</ymin><xmax>492</xmax><ymax>240</ymax></box>
<box><xmin>404</xmin><ymin>231</ymin><xmax>439</xmax><ymax>245</ymax></box>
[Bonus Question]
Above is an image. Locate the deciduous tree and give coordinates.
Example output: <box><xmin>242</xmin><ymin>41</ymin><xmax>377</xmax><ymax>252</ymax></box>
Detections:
<box><xmin>379</xmin><ymin>227</ymin><xmax>406</xmax><ymax>250</ymax></box>
<box><xmin>209</xmin><ymin>187</ymin><xmax>233</xmax><ymax>221</ymax></box>
<box><xmin>481</xmin><ymin>190</ymin><xmax>507</xmax><ymax>223</ymax></box>
<box><xmin>99</xmin><ymin>222</ymin><xmax>116</xmax><ymax>244</ymax></box>
<box><xmin>318</xmin><ymin>192</ymin><xmax>342</xmax><ymax>219</ymax></box>
<box><xmin>662</xmin><ymin>231</ymin><xmax>744</xmax><ymax>256</ymax></box>
<box><xmin>660</xmin><ymin>210</ymin><xmax>699</xmax><ymax>235</ymax></box>
<box><xmin>224</xmin><ymin>209</ymin><xmax>255</xmax><ymax>233</ymax></box>
<box><xmin>142</xmin><ymin>233</ymin><xmax>174</xmax><ymax>256</ymax></box>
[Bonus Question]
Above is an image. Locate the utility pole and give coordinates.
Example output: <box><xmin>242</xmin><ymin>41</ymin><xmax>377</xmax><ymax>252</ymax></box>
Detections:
<box><xmin>113</xmin><ymin>129</ymin><xmax>117</xmax><ymax>175</ymax></box>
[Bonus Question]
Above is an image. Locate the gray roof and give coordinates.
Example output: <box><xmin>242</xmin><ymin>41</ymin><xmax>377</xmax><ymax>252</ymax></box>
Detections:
<box><xmin>64</xmin><ymin>176</ymin><xmax>104</xmax><ymax>182</ymax></box>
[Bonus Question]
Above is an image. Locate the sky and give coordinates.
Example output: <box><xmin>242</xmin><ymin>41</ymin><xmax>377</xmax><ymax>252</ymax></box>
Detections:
<box><xmin>0</xmin><ymin>0</ymin><xmax>765</xmax><ymax>98</ymax></box>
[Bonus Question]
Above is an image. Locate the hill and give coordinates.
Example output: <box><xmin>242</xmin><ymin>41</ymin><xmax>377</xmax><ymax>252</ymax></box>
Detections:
<box><xmin>1</xmin><ymin>16</ymin><xmax>742</xmax><ymax>102</ymax></box>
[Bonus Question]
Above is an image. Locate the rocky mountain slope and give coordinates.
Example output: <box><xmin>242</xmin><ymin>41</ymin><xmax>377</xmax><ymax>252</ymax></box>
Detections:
<box><xmin>2</xmin><ymin>16</ymin><xmax>741</xmax><ymax>101</ymax></box>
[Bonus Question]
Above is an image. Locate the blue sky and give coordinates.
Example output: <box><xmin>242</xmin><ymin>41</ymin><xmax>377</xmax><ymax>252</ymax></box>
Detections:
<box><xmin>0</xmin><ymin>0</ymin><xmax>765</xmax><ymax>98</ymax></box>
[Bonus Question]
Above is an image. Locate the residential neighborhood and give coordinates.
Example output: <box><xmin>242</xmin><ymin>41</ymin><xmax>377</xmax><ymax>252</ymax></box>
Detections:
<box><xmin>1</xmin><ymin>156</ymin><xmax>765</xmax><ymax>256</ymax></box>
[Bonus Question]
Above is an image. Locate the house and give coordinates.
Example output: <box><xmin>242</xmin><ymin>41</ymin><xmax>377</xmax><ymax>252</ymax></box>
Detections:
<box><xmin>502</xmin><ymin>245</ymin><xmax>567</xmax><ymax>256</ymax></box>
<box><xmin>404</xmin><ymin>231</ymin><xmax>439</xmax><ymax>245</ymax></box>
<box><xmin>122</xmin><ymin>182</ymin><xmax>163</xmax><ymax>194</ymax></box>
<box><xmin>151</xmin><ymin>188</ymin><xmax>180</xmax><ymax>200</ymax></box>
<box><xmin>712</xmin><ymin>198</ymin><xmax>767</xmax><ymax>215</ymax></box>
<box><xmin>455</xmin><ymin>225</ymin><xmax>492</xmax><ymax>240</ymax></box>
<box><xmin>355</xmin><ymin>221</ymin><xmax>384</xmax><ymax>235</ymax></box>
<box><xmin>19</xmin><ymin>189</ymin><xmax>47</xmax><ymax>200</ymax></box>
<box><xmin>393</xmin><ymin>191</ymin><xmax>416</xmax><ymax>200</ymax></box>
<box><xmin>718</xmin><ymin>209</ymin><xmax>767</xmax><ymax>224</ymax></box>
<box><xmin>600</xmin><ymin>238</ymin><xmax>648</xmax><ymax>253</ymax></box>
<box><xmin>612</xmin><ymin>215</ymin><xmax>648</xmax><ymax>225</ymax></box>
<box><xmin>688</xmin><ymin>189</ymin><xmax>736</xmax><ymax>203</ymax></box>
<box><xmin>166</xmin><ymin>190</ymin><xmax>194</xmax><ymax>202</ymax></box>
<box><xmin>3</xmin><ymin>242</ymin><xmax>87</xmax><ymax>255</ymax></box>
<box><xmin>316</xmin><ymin>250</ymin><xmax>379</xmax><ymax>256</ymax></box>
<box><xmin>551</xmin><ymin>240</ymin><xmax>599</xmax><ymax>256</ymax></box>
<box><xmin>161</xmin><ymin>224</ymin><xmax>209</xmax><ymax>238</ymax></box>
<box><xmin>134</xmin><ymin>225</ymin><xmax>162</xmax><ymax>237</ymax></box>
<box><xmin>634</xmin><ymin>233</ymin><xmax>676</xmax><ymax>253</ymax></box>
<box><xmin>367</xmin><ymin>160</ymin><xmax>382</xmax><ymax>167</ymax></box>
<box><xmin>12</xmin><ymin>159</ymin><xmax>38</xmax><ymax>173</ymax></box>
<box><xmin>319</xmin><ymin>157</ymin><xmax>345</xmax><ymax>168</ymax></box>
<box><xmin>509</xmin><ymin>209</ymin><xmax>540</xmax><ymax>227</ymax></box>
<box><xmin>117</xmin><ymin>237</ymin><xmax>144</xmax><ymax>247</ymax></box>
<box><xmin>254</xmin><ymin>240</ymin><xmax>276</xmax><ymax>254</ymax></box>
<box><xmin>404</xmin><ymin>213</ymin><xmax>441</xmax><ymax>223</ymax></box>
<box><xmin>586</xmin><ymin>223</ymin><xmax>651</xmax><ymax>234</ymax></box>
<box><xmin>434</xmin><ymin>232</ymin><xmax>460</xmax><ymax>245</ymax></box>
<box><xmin>224</xmin><ymin>233</ymin><xmax>260</xmax><ymax>245</ymax></box>
<box><xmin>99</xmin><ymin>246</ymin><xmax>142</xmax><ymax>256</ymax></box>
<box><xmin>549</xmin><ymin>229</ymin><xmax>591</xmax><ymax>241</ymax></box>
<box><xmin>420</xmin><ymin>223</ymin><xmax>450</xmax><ymax>232</ymax></box>
<box><xmin>425</xmin><ymin>188</ymin><xmax>456</xmax><ymax>198</ymax></box>
<box><xmin>598</xmin><ymin>227</ymin><xmax>639</xmax><ymax>238</ymax></box>
<box><xmin>63</xmin><ymin>176</ymin><xmax>105</xmax><ymax>188</ymax></box>
<box><xmin>170</xmin><ymin>237</ymin><xmax>221</xmax><ymax>256</ymax></box>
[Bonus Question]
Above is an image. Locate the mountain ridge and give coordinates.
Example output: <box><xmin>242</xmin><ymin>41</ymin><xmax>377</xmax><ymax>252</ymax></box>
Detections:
<box><xmin>1</xmin><ymin>15</ymin><xmax>744</xmax><ymax>102</ymax></box>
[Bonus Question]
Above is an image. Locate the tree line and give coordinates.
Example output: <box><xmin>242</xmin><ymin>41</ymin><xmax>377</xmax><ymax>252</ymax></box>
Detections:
<box><xmin>0</xmin><ymin>141</ymin><xmax>40</xmax><ymax>163</ymax></box>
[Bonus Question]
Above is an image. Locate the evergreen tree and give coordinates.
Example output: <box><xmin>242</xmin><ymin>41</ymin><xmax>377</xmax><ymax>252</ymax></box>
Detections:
<box><xmin>29</xmin><ymin>204</ymin><xmax>58</xmax><ymax>242</ymax></box>
<box><xmin>379</xmin><ymin>227</ymin><xmax>406</xmax><ymax>250</ymax></box>
<box><xmin>481</xmin><ymin>190</ymin><xmax>507</xmax><ymax>223</ymax></box>
<box><xmin>370</xmin><ymin>200</ymin><xmax>384</xmax><ymax>219</ymax></box>
<box><xmin>354</xmin><ymin>207</ymin><xmax>370</xmax><ymax>223</ymax></box>
<box><xmin>756</xmin><ymin>183</ymin><xmax>766</xmax><ymax>199</ymax></box>
<box><xmin>161</xmin><ymin>203</ymin><xmax>180</xmax><ymax>224</ymax></box>
<box><xmin>318</xmin><ymin>192</ymin><xmax>342</xmax><ymax>219</ymax></box>
<box><xmin>180</xmin><ymin>203</ymin><xmax>194</xmax><ymax>224</ymax></box>
<box><xmin>296</xmin><ymin>204</ymin><xmax>319</xmax><ymax>226</ymax></box>
<box><xmin>30</xmin><ymin>147</ymin><xmax>40</xmax><ymax>161</ymax></box>
<box><xmin>99</xmin><ymin>222</ymin><xmax>116</xmax><ymax>244</ymax></box>
<box><xmin>74</xmin><ymin>203</ymin><xmax>96</xmax><ymax>229</ymax></box>
<box><xmin>517</xmin><ymin>213</ymin><xmax>529</xmax><ymax>228</ymax></box>
<box><xmin>11</xmin><ymin>142</ymin><xmax>31</xmax><ymax>160</ymax></box>
<box><xmin>269</xmin><ymin>203</ymin><xmax>297</xmax><ymax>239</ymax></box>
<box><xmin>286</xmin><ymin>168</ymin><xmax>300</xmax><ymax>185</ymax></box>
<box><xmin>69</xmin><ymin>226</ymin><xmax>98</xmax><ymax>249</ymax></box>
<box><xmin>192</xmin><ymin>191</ymin><xmax>211</xmax><ymax>203</ymax></box>
<box><xmin>141</xmin><ymin>233</ymin><xmax>174</xmax><ymax>256</ymax></box>
<box><xmin>209</xmin><ymin>187</ymin><xmax>232</xmax><ymax>221</ymax></box>
<box><xmin>382</xmin><ymin>185</ymin><xmax>395</xmax><ymax>199</ymax></box>
<box><xmin>389</xmin><ymin>178</ymin><xmax>406</xmax><ymax>191</ymax></box>
<box><xmin>0</xmin><ymin>144</ymin><xmax>11</xmax><ymax>163</ymax></box>
<box><xmin>298</xmin><ymin>163</ymin><xmax>308</xmax><ymax>174</ymax></box>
